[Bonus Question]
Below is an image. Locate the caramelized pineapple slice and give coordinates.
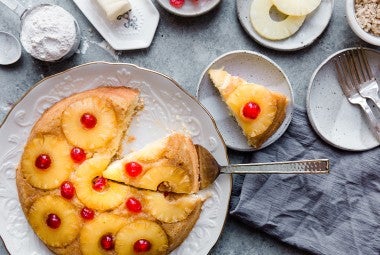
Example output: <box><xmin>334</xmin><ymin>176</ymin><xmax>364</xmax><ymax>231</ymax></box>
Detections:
<box><xmin>115</xmin><ymin>219</ymin><xmax>168</xmax><ymax>255</ymax></box>
<box><xmin>80</xmin><ymin>213</ymin><xmax>128</xmax><ymax>255</ymax></box>
<box><xmin>144</xmin><ymin>191</ymin><xmax>200</xmax><ymax>223</ymax></box>
<box><xmin>61</xmin><ymin>97</ymin><xmax>117</xmax><ymax>150</ymax></box>
<box><xmin>272</xmin><ymin>0</ymin><xmax>321</xmax><ymax>16</ymax></box>
<box><xmin>73</xmin><ymin>156</ymin><xmax>127</xmax><ymax>211</ymax></box>
<box><xmin>21</xmin><ymin>135</ymin><xmax>74</xmax><ymax>189</ymax></box>
<box><xmin>28</xmin><ymin>195</ymin><xmax>81</xmax><ymax>247</ymax></box>
<box><xmin>250</xmin><ymin>0</ymin><xmax>306</xmax><ymax>40</ymax></box>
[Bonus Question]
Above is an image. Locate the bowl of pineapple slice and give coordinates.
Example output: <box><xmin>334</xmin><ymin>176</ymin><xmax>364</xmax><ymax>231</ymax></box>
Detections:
<box><xmin>237</xmin><ymin>0</ymin><xmax>334</xmax><ymax>51</ymax></box>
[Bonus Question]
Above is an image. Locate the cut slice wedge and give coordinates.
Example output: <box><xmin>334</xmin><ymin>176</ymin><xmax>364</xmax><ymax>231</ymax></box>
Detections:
<box><xmin>250</xmin><ymin>0</ymin><xmax>306</xmax><ymax>40</ymax></box>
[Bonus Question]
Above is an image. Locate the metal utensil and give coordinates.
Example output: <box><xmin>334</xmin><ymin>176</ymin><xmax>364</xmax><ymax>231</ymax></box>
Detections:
<box><xmin>346</xmin><ymin>48</ymin><xmax>380</xmax><ymax>109</ymax></box>
<box><xmin>0</xmin><ymin>31</ymin><xmax>21</xmax><ymax>65</ymax></box>
<box><xmin>196</xmin><ymin>145</ymin><xmax>329</xmax><ymax>189</ymax></box>
<box><xmin>334</xmin><ymin>54</ymin><xmax>380</xmax><ymax>142</ymax></box>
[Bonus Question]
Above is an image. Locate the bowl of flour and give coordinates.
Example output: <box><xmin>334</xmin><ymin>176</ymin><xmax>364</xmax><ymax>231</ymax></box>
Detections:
<box><xmin>20</xmin><ymin>4</ymin><xmax>81</xmax><ymax>62</ymax></box>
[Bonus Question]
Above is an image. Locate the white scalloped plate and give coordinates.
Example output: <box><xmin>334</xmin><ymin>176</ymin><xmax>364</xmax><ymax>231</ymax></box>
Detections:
<box><xmin>0</xmin><ymin>62</ymin><xmax>231</xmax><ymax>255</ymax></box>
<box><xmin>196</xmin><ymin>50</ymin><xmax>294</xmax><ymax>151</ymax></box>
<box><xmin>73</xmin><ymin>0</ymin><xmax>159</xmax><ymax>50</ymax></box>
<box><xmin>236</xmin><ymin>0</ymin><xmax>334</xmax><ymax>51</ymax></box>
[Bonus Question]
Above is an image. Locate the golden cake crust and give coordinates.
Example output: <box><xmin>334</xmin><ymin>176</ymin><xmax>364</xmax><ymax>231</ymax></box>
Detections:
<box><xmin>16</xmin><ymin>86</ymin><xmax>203</xmax><ymax>255</ymax></box>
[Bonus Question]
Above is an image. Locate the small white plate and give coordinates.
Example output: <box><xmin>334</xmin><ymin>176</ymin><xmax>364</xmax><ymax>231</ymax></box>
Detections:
<box><xmin>0</xmin><ymin>62</ymin><xmax>231</xmax><ymax>255</ymax></box>
<box><xmin>73</xmin><ymin>0</ymin><xmax>159</xmax><ymax>50</ymax></box>
<box><xmin>196</xmin><ymin>50</ymin><xmax>294</xmax><ymax>151</ymax></box>
<box><xmin>236</xmin><ymin>0</ymin><xmax>334</xmax><ymax>51</ymax></box>
<box><xmin>156</xmin><ymin>0</ymin><xmax>221</xmax><ymax>17</ymax></box>
<box><xmin>307</xmin><ymin>48</ymin><xmax>380</xmax><ymax>151</ymax></box>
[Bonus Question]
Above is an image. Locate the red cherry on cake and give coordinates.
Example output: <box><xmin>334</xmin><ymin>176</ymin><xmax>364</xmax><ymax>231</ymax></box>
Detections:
<box><xmin>92</xmin><ymin>176</ymin><xmax>107</xmax><ymax>191</ymax></box>
<box><xmin>46</xmin><ymin>213</ymin><xmax>61</xmax><ymax>229</ymax></box>
<box><xmin>60</xmin><ymin>181</ymin><xmax>75</xmax><ymax>199</ymax></box>
<box><xmin>125</xmin><ymin>162</ymin><xmax>143</xmax><ymax>177</ymax></box>
<box><xmin>134</xmin><ymin>239</ymin><xmax>151</xmax><ymax>253</ymax></box>
<box><xmin>100</xmin><ymin>234</ymin><xmax>114</xmax><ymax>250</ymax></box>
<box><xmin>81</xmin><ymin>207</ymin><xmax>95</xmax><ymax>220</ymax></box>
<box><xmin>35</xmin><ymin>154</ymin><xmax>51</xmax><ymax>169</ymax></box>
<box><xmin>70</xmin><ymin>147</ymin><xmax>86</xmax><ymax>163</ymax></box>
<box><xmin>80</xmin><ymin>113</ymin><xmax>97</xmax><ymax>129</ymax></box>
<box><xmin>170</xmin><ymin>0</ymin><xmax>185</xmax><ymax>8</ymax></box>
<box><xmin>242</xmin><ymin>102</ymin><xmax>261</xmax><ymax>119</ymax></box>
<box><xmin>126</xmin><ymin>197</ymin><xmax>142</xmax><ymax>213</ymax></box>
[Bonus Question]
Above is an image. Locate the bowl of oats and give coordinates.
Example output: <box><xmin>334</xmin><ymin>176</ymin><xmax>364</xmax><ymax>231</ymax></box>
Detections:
<box><xmin>346</xmin><ymin>0</ymin><xmax>380</xmax><ymax>46</ymax></box>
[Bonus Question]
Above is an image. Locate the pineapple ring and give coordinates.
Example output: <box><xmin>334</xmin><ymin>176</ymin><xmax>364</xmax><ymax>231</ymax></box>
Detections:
<box><xmin>226</xmin><ymin>83</ymin><xmax>278</xmax><ymax>137</ymax></box>
<box><xmin>21</xmin><ymin>135</ymin><xmax>74</xmax><ymax>189</ymax></box>
<box><xmin>115</xmin><ymin>219</ymin><xmax>168</xmax><ymax>255</ymax></box>
<box><xmin>80</xmin><ymin>213</ymin><xmax>128</xmax><ymax>255</ymax></box>
<box><xmin>272</xmin><ymin>0</ymin><xmax>321</xmax><ymax>16</ymax></box>
<box><xmin>144</xmin><ymin>191</ymin><xmax>199</xmax><ymax>223</ymax></box>
<box><xmin>74</xmin><ymin>156</ymin><xmax>128</xmax><ymax>211</ymax></box>
<box><xmin>28</xmin><ymin>195</ymin><xmax>81</xmax><ymax>247</ymax></box>
<box><xmin>250</xmin><ymin>0</ymin><xmax>306</xmax><ymax>40</ymax></box>
<box><xmin>61</xmin><ymin>97</ymin><xmax>117</xmax><ymax>150</ymax></box>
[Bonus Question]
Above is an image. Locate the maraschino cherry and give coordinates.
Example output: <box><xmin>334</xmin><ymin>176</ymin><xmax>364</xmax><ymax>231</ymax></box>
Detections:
<box><xmin>92</xmin><ymin>176</ymin><xmax>107</xmax><ymax>191</ymax></box>
<box><xmin>170</xmin><ymin>0</ymin><xmax>185</xmax><ymax>8</ymax></box>
<box><xmin>35</xmin><ymin>154</ymin><xmax>51</xmax><ymax>169</ymax></box>
<box><xmin>126</xmin><ymin>197</ymin><xmax>142</xmax><ymax>213</ymax></box>
<box><xmin>80</xmin><ymin>113</ymin><xmax>97</xmax><ymax>129</ymax></box>
<box><xmin>125</xmin><ymin>162</ymin><xmax>143</xmax><ymax>177</ymax></box>
<box><xmin>70</xmin><ymin>147</ymin><xmax>86</xmax><ymax>163</ymax></box>
<box><xmin>134</xmin><ymin>239</ymin><xmax>151</xmax><ymax>253</ymax></box>
<box><xmin>46</xmin><ymin>213</ymin><xmax>61</xmax><ymax>229</ymax></box>
<box><xmin>60</xmin><ymin>181</ymin><xmax>75</xmax><ymax>199</ymax></box>
<box><xmin>242</xmin><ymin>102</ymin><xmax>261</xmax><ymax>119</ymax></box>
<box><xmin>81</xmin><ymin>207</ymin><xmax>95</xmax><ymax>220</ymax></box>
<box><xmin>100</xmin><ymin>234</ymin><xmax>114</xmax><ymax>250</ymax></box>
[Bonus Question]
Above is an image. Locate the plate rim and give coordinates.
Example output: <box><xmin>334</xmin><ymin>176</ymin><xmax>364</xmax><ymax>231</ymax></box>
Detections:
<box><xmin>306</xmin><ymin>47</ymin><xmax>380</xmax><ymax>151</ymax></box>
<box><xmin>0</xmin><ymin>61</ymin><xmax>233</xmax><ymax>255</ymax></box>
<box><xmin>156</xmin><ymin>0</ymin><xmax>221</xmax><ymax>17</ymax></box>
<box><xmin>236</xmin><ymin>0</ymin><xmax>335</xmax><ymax>51</ymax></box>
<box><xmin>195</xmin><ymin>49</ymin><xmax>294</xmax><ymax>152</ymax></box>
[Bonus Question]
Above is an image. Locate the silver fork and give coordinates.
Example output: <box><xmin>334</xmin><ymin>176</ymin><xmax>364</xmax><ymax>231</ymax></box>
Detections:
<box><xmin>334</xmin><ymin>54</ymin><xmax>380</xmax><ymax>142</ymax></box>
<box><xmin>346</xmin><ymin>48</ymin><xmax>380</xmax><ymax>109</ymax></box>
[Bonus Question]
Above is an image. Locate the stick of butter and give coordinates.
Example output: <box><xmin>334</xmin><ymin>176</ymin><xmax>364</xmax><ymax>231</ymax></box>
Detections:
<box><xmin>96</xmin><ymin>0</ymin><xmax>132</xmax><ymax>20</ymax></box>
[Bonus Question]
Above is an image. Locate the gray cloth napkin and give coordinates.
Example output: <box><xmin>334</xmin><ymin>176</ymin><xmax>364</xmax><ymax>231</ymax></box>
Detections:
<box><xmin>229</xmin><ymin>106</ymin><xmax>380</xmax><ymax>255</ymax></box>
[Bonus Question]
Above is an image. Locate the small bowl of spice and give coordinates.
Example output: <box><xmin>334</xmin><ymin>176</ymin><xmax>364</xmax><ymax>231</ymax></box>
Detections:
<box><xmin>346</xmin><ymin>0</ymin><xmax>380</xmax><ymax>46</ymax></box>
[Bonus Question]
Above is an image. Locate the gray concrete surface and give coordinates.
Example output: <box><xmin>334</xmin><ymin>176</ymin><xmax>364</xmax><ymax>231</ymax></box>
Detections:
<box><xmin>0</xmin><ymin>0</ymin><xmax>374</xmax><ymax>254</ymax></box>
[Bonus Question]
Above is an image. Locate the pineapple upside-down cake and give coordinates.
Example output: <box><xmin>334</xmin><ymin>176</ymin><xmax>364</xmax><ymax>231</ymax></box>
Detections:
<box><xmin>17</xmin><ymin>86</ymin><xmax>205</xmax><ymax>255</ymax></box>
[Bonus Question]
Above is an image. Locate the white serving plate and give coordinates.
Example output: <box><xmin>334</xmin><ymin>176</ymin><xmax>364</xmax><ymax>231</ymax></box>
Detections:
<box><xmin>196</xmin><ymin>50</ymin><xmax>294</xmax><ymax>151</ymax></box>
<box><xmin>156</xmin><ymin>0</ymin><xmax>221</xmax><ymax>17</ymax></box>
<box><xmin>0</xmin><ymin>62</ymin><xmax>231</xmax><ymax>255</ymax></box>
<box><xmin>307</xmin><ymin>48</ymin><xmax>380</xmax><ymax>151</ymax></box>
<box><xmin>73</xmin><ymin>0</ymin><xmax>159</xmax><ymax>50</ymax></box>
<box><xmin>236</xmin><ymin>0</ymin><xmax>334</xmax><ymax>51</ymax></box>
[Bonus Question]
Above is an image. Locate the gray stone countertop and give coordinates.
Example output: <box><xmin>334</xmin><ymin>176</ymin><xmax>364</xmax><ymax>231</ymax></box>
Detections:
<box><xmin>0</xmin><ymin>0</ymin><xmax>376</xmax><ymax>254</ymax></box>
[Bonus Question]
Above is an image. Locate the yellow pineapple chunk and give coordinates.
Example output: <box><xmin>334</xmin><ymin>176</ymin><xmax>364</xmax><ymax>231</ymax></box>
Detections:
<box><xmin>144</xmin><ymin>191</ymin><xmax>200</xmax><ymax>223</ymax></box>
<box><xmin>115</xmin><ymin>219</ymin><xmax>168</xmax><ymax>255</ymax></box>
<box><xmin>80</xmin><ymin>213</ymin><xmax>128</xmax><ymax>255</ymax></box>
<box><xmin>21</xmin><ymin>135</ymin><xmax>74</xmax><ymax>189</ymax></box>
<box><xmin>74</xmin><ymin>156</ymin><xmax>127</xmax><ymax>211</ymax></box>
<box><xmin>272</xmin><ymin>0</ymin><xmax>321</xmax><ymax>16</ymax></box>
<box><xmin>28</xmin><ymin>195</ymin><xmax>81</xmax><ymax>247</ymax></box>
<box><xmin>250</xmin><ymin>0</ymin><xmax>306</xmax><ymax>40</ymax></box>
<box><xmin>61</xmin><ymin>97</ymin><xmax>117</xmax><ymax>150</ymax></box>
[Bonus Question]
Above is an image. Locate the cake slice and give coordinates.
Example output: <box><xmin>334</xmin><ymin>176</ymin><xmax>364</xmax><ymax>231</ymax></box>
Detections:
<box><xmin>103</xmin><ymin>132</ymin><xmax>200</xmax><ymax>194</ymax></box>
<box><xmin>209</xmin><ymin>69</ymin><xmax>288</xmax><ymax>149</ymax></box>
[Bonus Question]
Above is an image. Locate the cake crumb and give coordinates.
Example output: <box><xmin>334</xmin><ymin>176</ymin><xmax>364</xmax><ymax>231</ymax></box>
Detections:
<box><xmin>355</xmin><ymin>0</ymin><xmax>380</xmax><ymax>36</ymax></box>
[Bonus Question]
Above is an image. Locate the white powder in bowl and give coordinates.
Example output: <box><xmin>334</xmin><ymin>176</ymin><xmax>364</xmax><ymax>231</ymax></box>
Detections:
<box><xmin>20</xmin><ymin>5</ymin><xmax>77</xmax><ymax>61</ymax></box>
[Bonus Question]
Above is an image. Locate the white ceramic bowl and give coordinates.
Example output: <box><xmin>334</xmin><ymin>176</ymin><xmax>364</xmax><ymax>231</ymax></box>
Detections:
<box><xmin>346</xmin><ymin>0</ymin><xmax>380</xmax><ymax>46</ymax></box>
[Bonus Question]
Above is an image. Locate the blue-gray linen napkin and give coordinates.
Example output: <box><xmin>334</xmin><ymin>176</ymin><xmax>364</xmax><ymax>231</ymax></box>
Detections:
<box><xmin>229</xmin><ymin>106</ymin><xmax>380</xmax><ymax>255</ymax></box>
